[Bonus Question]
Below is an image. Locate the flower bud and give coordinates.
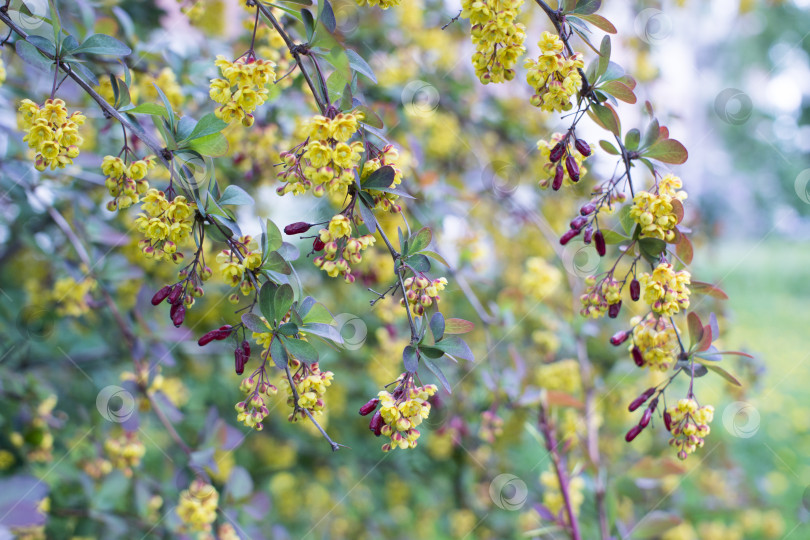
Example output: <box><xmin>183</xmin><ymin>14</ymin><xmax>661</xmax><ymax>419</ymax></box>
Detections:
<box><xmin>285</xmin><ymin>222</ymin><xmax>312</xmax><ymax>235</ymax></box>
<box><xmin>242</xmin><ymin>340</ymin><xmax>251</xmax><ymax>358</ymax></box>
<box><xmin>631</xmin><ymin>346</ymin><xmax>644</xmax><ymax>366</ymax></box>
<box><xmin>151</xmin><ymin>285</ymin><xmax>172</xmax><ymax>306</ymax></box>
<box><xmin>664</xmin><ymin>411</ymin><xmax>673</xmax><ymax>431</ymax></box>
<box><xmin>575</xmin><ymin>139</ymin><xmax>591</xmax><ymax>157</ymax></box>
<box><xmin>580</xmin><ymin>202</ymin><xmax>596</xmax><ymax>216</ymax></box>
<box><xmin>559</xmin><ymin>228</ymin><xmax>581</xmax><ymax>246</ymax></box>
<box><xmin>312</xmin><ymin>238</ymin><xmax>325</xmax><ymax>252</ymax></box>
<box><xmin>570</xmin><ymin>216</ymin><xmax>588</xmax><ymax>230</ymax></box>
<box><xmin>565</xmin><ymin>156</ymin><xmax>580</xmax><ymax>182</ymax></box>
<box><xmin>234</xmin><ymin>348</ymin><xmax>246</xmax><ymax>375</ymax></box>
<box><xmin>549</xmin><ymin>143</ymin><xmax>565</xmax><ymax>162</ymax></box>
<box><xmin>198</xmin><ymin>329</ymin><xmax>220</xmax><ymax>346</ymax></box>
<box><xmin>170</xmin><ymin>303</ymin><xmax>186</xmax><ymax>327</ymax></box>
<box><xmin>608</xmin><ymin>301</ymin><xmax>622</xmax><ymax>319</ymax></box>
<box><xmin>369</xmin><ymin>410</ymin><xmax>384</xmax><ymax>436</ymax></box>
<box><xmin>610</xmin><ymin>330</ymin><xmax>629</xmax><ymax>346</ymax></box>
<box><xmin>552</xmin><ymin>164</ymin><xmax>564</xmax><ymax>191</ymax></box>
<box><xmin>167</xmin><ymin>284</ymin><xmax>183</xmax><ymax>305</ymax></box>
<box><xmin>594</xmin><ymin>230</ymin><xmax>606</xmax><ymax>256</ymax></box>
<box><xmin>640</xmin><ymin>408</ymin><xmax>652</xmax><ymax>428</ymax></box>
<box><xmin>583</xmin><ymin>226</ymin><xmax>593</xmax><ymax>244</ymax></box>
<box><xmin>359</xmin><ymin>398</ymin><xmax>380</xmax><ymax>416</ymax></box>
<box><xmin>625</xmin><ymin>424</ymin><xmax>643</xmax><ymax>442</ymax></box>
<box><xmin>630</xmin><ymin>279</ymin><xmax>640</xmax><ymax>301</ymax></box>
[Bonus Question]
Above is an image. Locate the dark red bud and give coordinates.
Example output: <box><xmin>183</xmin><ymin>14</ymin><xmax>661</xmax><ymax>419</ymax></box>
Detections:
<box><xmin>242</xmin><ymin>340</ymin><xmax>251</xmax><ymax>358</ymax></box>
<box><xmin>284</xmin><ymin>222</ymin><xmax>312</xmax><ymax>235</ymax></box>
<box><xmin>583</xmin><ymin>226</ymin><xmax>593</xmax><ymax>244</ymax></box>
<box><xmin>312</xmin><ymin>238</ymin><xmax>325</xmax><ymax>252</ymax></box>
<box><xmin>570</xmin><ymin>216</ymin><xmax>588</xmax><ymax>230</ymax></box>
<box><xmin>580</xmin><ymin>202</ymin><xmax>596</xmax><ymax>216</ymax></box>
<box><xmin>359</xmin><ymin>398</ymin><xmax>380</xmax><ymax>416</ymax></box>
<box><xmin>608</xmin><ymin>301</ymin><xmax>622</xmax><ymax>319</ymax></box>
<box><xmin>549</xmin><ymin>143</ymin><xmax>565</xmax><ymax>162</ymax></box>
<box><xmin>625</xmin><ymin>424</ymin><xmax>644</xmax><ymax>442</ymax></box>
<box><xmin>575</xmin><ymin>139</ymin><xmax>591</xmax><ymax>157</ymax></box>
<box><xmin>594</xmin><ymin>230</ymin><xmax>606</xmax><ymax>256</ymax></box>
<box><xmin>167</xmin><ymin>284</ymin><xmax>183</xmax><ymax>305</ymax></box>
<box><xmin>631</xmin><ymin>346</ymin><xmax>644</xmax><ymax>366</ymax></box>
<box><xmin>369</xmin><ymin>410</ymin><xmax>384</xmax><ymax>436</ymax></box>
<box><xmin>630</xmin><ymin>279</ymin><xmax>641</xmax><ymax>301</ymax></box>
<box><xmin>610</xmin><ymin>330</ymin><xmax>629</xmax><ymax>346</ymax></box>
<box><xmin>664</xmin><ymin>411</ymin><xmax>673</xmax><ymax>431</ymax></box>
<box><xmin>565</xmin><ymin>156</ymin><xmax>580</xmax><ymax>182</ymax></box>
<box><xmin>559</xmin><ymin>228</ymin><xmax>581</xmax><ymax>246</ymax></box>
<box><xmin>234</xmin><ymin>348</ymin><xmax>246</xmax><ymax>375</ymax></box>
<box><xmin>198</xmin><ymin>330</ymin><xmax>219</xmax><ymax>347</ymax></box>
<box><xmin>170</xmin><ymin>303</ymin><xmax>186</xmax><ymax>328</ymax></box>
<box><xmin>628</xmin><ymin>397</ymin><xmax>645</xmax><ymax>412</ymax></box>
<box><xmin>151</xmin><ymin>285</ymin><xmax>172</xmax><ymax>306</ymax></box>
<box><xmin>640</xmin><ymin>408</ymin><xmax>652</xmax><ymax>428</ymax></box>
<box><xmin>552</xmin><ymin>164</ymin><xmax>564</xmax><ymax>191</ymax></box>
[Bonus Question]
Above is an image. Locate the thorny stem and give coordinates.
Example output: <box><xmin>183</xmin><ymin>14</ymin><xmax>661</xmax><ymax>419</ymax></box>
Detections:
<box><xmin>539</xmin><ymin>404</ymin><xmax>583</xmax><ymax>540</ymax></box>
<box><xmin>374</xmin><ymin>223</ymin><xmax>420</xmax><ymax>345</ymax></box>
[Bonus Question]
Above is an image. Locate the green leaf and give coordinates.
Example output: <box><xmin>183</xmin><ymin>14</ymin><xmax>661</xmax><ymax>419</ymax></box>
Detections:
<box><xmin>183</xmin><ymin>113</ymin><xmax>227</xmax><ymax>142</ymax></box>
<box><xmin>419</xmin><ymin>346</ymin><xmax>445</xmax><ymax>359</ymax></box>
<box><xmin>572</xmin><ymin>0</ymin><xmax>602</xmax><ymax>15</ymax></box>
<box><xmin>353</xmin><ymin>105</ymin><xmax>384</xmax><ymax>128</ymax></box>
<box><xmin>639</xmin><ymin>237</ymin><xmax>666</xmax><ymax>262</ymax></box>
<box><xmin>270</xmin><ymin>336</ymin><xmax>288</xmax><ymax>369</ymax></box>
<box><xmin>264</xmin><ymin>219</ymin><xmax>283</xmax><ymax>253</ymax></box>
<box><xmin>153</xmin><ymin>83</ymin><xmax>176</xmax><ymax>130</ymax></box>
<box><xmin>408</xmin><ymin>227</ymin><xmax>432</xmax><ymax>254</ymax></box>
<box><xmin>302</xmin><ymin>8</ymin><xmax>315</xmax><ymax>40</ymax></box>
<box><xmin>706</xmin><ymin>364</ymin><xmax>742</xmax><ymax>387</ymax></box>
<box><xmin>576</xmin><ymin>13</ymin><xmax>616</xmax><ymax>33</ymax></box>
<box><xmin>444</xmin><ymin>318</ymin><xmax>474</xmax><ymax>334</ymax></box>
<box><xmin>188</xmin><ymin>132</ymin><xmax>229</xmax><ymax>157</ymax></box>
<box><xmin>597</xmin><ymin>35</ymin><xmax>610</xmax><ymax>79</ymax></box>
<box><xmin>278</xmin><ymin>322</ymin><xmax>299</xmax><ymax>336</ymax></box>
<box><xmin>617</xmin><ymin>205</ymin><xmax>635</xmax><ymax>235</ymax></box>
<box><xmin>600</xmin><ymin>229</ymin><xmax>629</xmax><ymax>244</ymax></box>
<box><xmin>302</xmin><ymin>322</ymin><xmax>342</xmax><ymax>344</ymax></box>
<box><xmin>624</xmin><ymin>128</ymin><xmax>641</xmax><ymax>151</ymax></box>
<box><xmin>320</xmin><ymin>0</ymin><xmax>336</xmax><ymax>33</ymax></box>
<box><xmin>403</xmin><ymin>345</ymin><xmax>419</xmax><ymax>373</ymax></box>
<box><xmin>420</xmin><ymin>250</ymin><xmax>449</xmax><ymax>267</ymax></box>
<box><xmin>218</xmin><ymin>185</ymin><xmax>254</xmax><ymax>207</ymax></box>
<box><xmin>241</xmin><ymin>313</ymin><xmax>269</xmax><ymax>333</ymax></box>
<box><xmin>429</xmin><ymin>312</ymin><xmax>445</xmax><ymax>342</ymax></box>
<box><xmin>124</xmin><ymin>103</ymin><xmax>168</xmax><ymax>117</ymax></box>
<box><xmin>691</xmin><ymin>281</ymin><xmax>729</xmax><ymax>300</ymax></box>
<box><xmin>362</xmin><ymin>166</ymin><xmax>396</xmax><ymax>190</ymax></box>
<box><xmin>259</xmin><ymin>282</ymin><xmax>278</xmax><ymax>322</ymax></box>
<box><xmin>640</xmin><ymin>118</ymin><xmax>660</xmax><ymax>150</ymax></box>
<box><xmin>73</xmin><ymin>34</ymin><xmax>131</xmax><ymax>56</ymax></box>
<box><xmin>643</xmin><ymin>139</ymin><xmax>688</xmax><ymax>164</ymax></box>
<box><xmin>358</xmin><ymin>195</ymin><xmax>377</xmax><ymax>234</ymax></box>
<box><xmin>686</xmin><ymin>312</ymin><xmax>703</xmax><ymax>350</ymax></box>
<box><xmin>28</xmin><ymin>35</ymin><xmax>56</xmax><ymax>56</ymax></box>
<box><xmin>435</xmin><ymin>336</ymin><xmax>474</xmax><ymax>362</ymax></box>
<box><xmin>262</xmin><ymin>251</ymin><xmax>292</xmax><ymax>274</ymax></box>
<box><xmin>282</xmin><ymin>337</ymin><xmax>319</xmax><ymax>364</ymax></box>
<box><xmin>588</xmin><ymin>102</ymin><xmax>621</xmax><ymax>136</ymax></box>
<box><xmin>406</xmin><ymin>254</ymin><xmax>431</xmax><ymax>273</ymax></box>
<box><xmin>274</xmin><ymin>284</ymin><xmax>294</xmax><ymax>322</ymax></box>
<box><xmin>16</xmin><ymin>40</ymin><xmax>54</xmax><ymax>71</ymax></box>
<box><xmin>599</xmin><ymin>140</ymin><xmax>620</xmax><ymax>155</ymax></box>
<box><xmin>345</xmin><ymin>49</ymin><xmax>376</xmax><ymax>83</ymax></box>
<box><xmin>301</xmin><ymin>302</ymin><xmax>334</xmax><ymax>325</ymax></box>
<box><xmin>600</xmin><ymin>80</ymin><xmax>636</xmax><ymax>104</ymax></box>
<box><xmin>422</xmin><ymin>357</ymin><xmax>452</xmax><ymax>394</ymax></box>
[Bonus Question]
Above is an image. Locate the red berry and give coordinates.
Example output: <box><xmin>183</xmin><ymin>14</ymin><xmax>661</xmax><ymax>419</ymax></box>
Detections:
<box><xmin>625</xmin><ymin>424</ymin><xmax>643</xmax><ymax>442</ymax></box>
<box><xmin>630</xmin><ymin>279</ymin><xmax>640</xmax><ymax>301</ymax></box>
<box><xmin>632</xmin><ymin>346</ymin><xmax>644</xmax><ymax>367</ymax></box>
<box><xmin>610</xmin><ymin>330</ymin><xmax>629</xmax><ymax>346</ymax></box>
<box><xmin>640</xmin><ymin>408</ymin><xmax>652</xmax><ymax>428</ymax></box>
<box><xmin>594</xmin><ymin>230</ymin><xmax>606</xmax><ymax>256</ymax></box>
<box><xmin>369</xmin><ymin>410</ymin><xmax>384</xmax><ymax>436</ymax></box>
<box><xmin>559</xmin><ymin>228</ymin><xmax>580</xmax><ymax>246</ymax></box>
<box><xmin>167</xmin><ymin>284</ymin><xmax>183</xmax><ymax>305</ymax></box>
<box><xmin>242</xmin><ymin>340</ymin><xmax>251</xmax><ymax>358</ymax></box>
<box><xmin>664</xmin><ymin>411</ymin><xmax>673</xmax><ymax>431</ymax></box>
<box><xmin>151</xmin><ymin>285</ymin><xmax>172</xmax><ymax>306</ymax></box>
<box><xmin>284</xmin><ymin>222</ymin><xmax>312</xmax><ymax>235</ymax></box>
<box><xmin>549</xmin><ymin>143</ymin><xmax>565</xmax><ymax>162</ymax></box>
<box><xmin>608</xmin><ymin>301</ymin><xmax>622</xmax><ymax>319</ymax></box>
<box><xmin>312</xmin><ymin>238</ymin><xmax>325</xmax><ymax>251</ymax></box>
<box><xmin>583</xmin><ymin>226</ymin><xmax>593</xmax><ymax>244</ymax></box>
<box><xmin>570</xmin><ymin>216</ymin><xmax>587</xmax><ymax>230</ymax></box>
<box><xmin>552</xmin><ymin>164</ymin><xmax>564</xmax><ymax>191</ymax></box>
<box><xmin>359</xmin><ymin>398</ymin><xmax>380</xmax><ymax>416</ymax></box>
<box><xmin>170</xmin><ymin>303</ymin><xmax>185</xmax><ymax>327</ymax></box>
<box><xmin>565</xmin><ymin>156</ymin><xmax>580</xmax><ymax>182</ymax></box>
<box><xmin>575</xmin><ymin>139</ymin><xmax>591</xmax><ymax>157</ymax></box>
<box><xmin>580</xmin><ymin>202</ymin><xmax>596</xmax><ymax>216</ymax></box>
<box><xmin>198</xmin><ymin>330</ymin><xmax>219</xmax><ymax>347</ymax></box>
<box><xmin>234</xmin><ymin>348</ymin><xmax>246</xmax><ymax>375</ymax></box>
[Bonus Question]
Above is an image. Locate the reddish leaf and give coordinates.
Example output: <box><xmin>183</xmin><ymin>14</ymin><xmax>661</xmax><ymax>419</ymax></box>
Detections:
<box><xmin>600</xmin><ymin>80</ymin><xmax>637</xmax><ymax>104</ymax></box>
<box><xmin>697</xmin><ymin>324</ymin><xmax>713</xmax><ymax>352</ymax></box>
<box><xmin>659</xmin><ymin>126</ymin><xmax>669</xmax><ymax>139</ymax></box>
<box><xmin>670</xmin><ymin>198</ymin><xmax>684</xmax><ymax>224</ymax></box>
<box><xmin>576</xmin><ymin>13</ymin><xmax>617</xmax><ymax>33</ymax></box>
<box><xmin>546</xmin><ymin>390</ymin><xmax>584</xmax><ymax>409</ymax></box>
<box><xmin>714</xmin><ymin>350</ymin><xmax>755</xmax><ymax>359</ymax></box>
<box><xmin>707</xmin><ymin>365</ymin><xmax>743</xmax><ymax>387</ymax></box>
<box><xmin>588</xmin><ymin>102</ymin><xmax>621</xmax><ymax>136</ymax></box>
<box><xmin>691</xmin><ymin>281</ymin><xmax>729</xmax><ymax>300</ymax></box>
<box><xmin>687</xmin><ymin>312</ymin><xmax>703</xmax><ymax>348</ymax></box>
<box><xmin>675</xmin><ymin>233</ymin><xmax>693</xmax><ymax>265</ymax></box>
<box><xmin>643</xmin><ymin>139</ymin><xmax>688</xmax><ymax>164</ymax></box>
<box><xmin>443</xmin><ymin>318</ymin><xmax>475</xmax><ymax>334</ymax></box>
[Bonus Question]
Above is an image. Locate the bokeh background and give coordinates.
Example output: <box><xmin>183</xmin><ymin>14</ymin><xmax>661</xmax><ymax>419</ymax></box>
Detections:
<box><xmin>0</xmin><ymin>0</ymin><xmax>809</xmax><ymax>538</ymax></box>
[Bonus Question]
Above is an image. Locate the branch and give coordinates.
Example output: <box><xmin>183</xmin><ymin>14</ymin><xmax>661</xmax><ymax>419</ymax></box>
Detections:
<box><xmin>539</xmin><ymin>404</ymin><xmax>583</xmax><ymax>540</ymax></box>
<box><xmin>284</xmin><ymin>365</ymin><xmax>342</xmax><ymax>451</ymax></box>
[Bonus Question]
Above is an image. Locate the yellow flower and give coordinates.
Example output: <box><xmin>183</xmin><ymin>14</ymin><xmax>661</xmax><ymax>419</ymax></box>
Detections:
<box><xmin>640</xmin><ymin>263</ymin><xmax>691</xmax><ymax>317</ymax></box>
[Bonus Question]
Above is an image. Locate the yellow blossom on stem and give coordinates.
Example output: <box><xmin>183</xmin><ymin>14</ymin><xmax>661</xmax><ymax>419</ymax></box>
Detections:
<box><xmin>639</xmin><ymin>263</ymin><xmax>691</xmax><ymax>317</ymax></box>
<box><xmin>462</xmin><ymin>0</ymin><xmax>527</xmax><ymax>84</ymax></box>
<box><xmin>525</xmin><ymin>31</ymin><xmax>584</xmax><ymax>112</ymax></box>
<box><xmin>665</xmin><ymin>398</ymin><xmax>714</xmax><ymax>459</ymax></box>
<box><xmin>176</xmin><ymin>479</ymin><xmax>218</xmax><ymax>533</ymax></box>
<box><xmin>18</xmin><ymin>98</ymin><xmax>86</xmax><ymax>171</ymax></box>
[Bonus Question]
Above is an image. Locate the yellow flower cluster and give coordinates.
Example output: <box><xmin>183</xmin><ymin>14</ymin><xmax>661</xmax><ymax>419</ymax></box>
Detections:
<box><xmin>10</xmin><ymin>394</ymin><xmax>57</xmax><ymax>463</ymax></box>
<box><xmin>378</xmin><ymin>380</ymin><xmax>437</xmax><ymax>451</ymax></box>
<box><xmin>103</xmin><ymin>432</ymin><xmax>145</xmax><ymax>476</ymax></box>
<box><xmin>51</xmin><ymin>277</ymin><xmax>96</xmax><ymax>317</ymax></box>
<box><xmin>525</xmin><ymin>32</ymin><xmax>584</xmax><ymax>112</ymax></box>
<box><xmin>313</xmin><ymin>214</ymin><xmax>375</xmax><ymax>283</ymax></box>
<box><xmin>235</xmin><ymin>373</ymin><xmax>278</xmax><ymax>430</ymax></box>
<box><xmin>640</xmin><ymin>263</ymin><xmax>691</xmax><ymax>317</ymax></box>
<box><xmin>536</xmin><ymin>134</ymin><xmax>589</xmax><ymax>189</ymax></box>
<box><xmin>521</xmin><ymin>256</ymin><xmax>561</xmax><ymax>300</ymax></box>
<box><xmin>18</xmin><ymin>99</ymin><xmax>86</xmax><ymax>170</ymax></box>
<box><xmin>630</xmin><ymin>175</ymin><xmax>687</xmax><ymax>242</ymax></box>
<box><xmin>284</xmin><ymin>358</ymin><xmax>335</xmax><ymax>422</ymax></box>
<box><xmin>210</xmin><ymin>55</ymin><xmax>276</xmax><ymax>126</ymax></box>
<box><xmin>580</xmin><ymin>276</ymin><xmax>622</xmax><ymax>318</ymax></box>
<box><xmin>540</xmin><ymin>468</ymin><xmax>585</xmax><ymax>517</ymax></box>
<box><xmin>401</xmin><ymin>275</ymin><xmax>448</xmax><ymax>316</ymax></box>
<box><xmin>356</xmin><ymin>0</ymin><xmax>401</xmax><ymax>8</ymax></box>
<box><xmin>216</xmin><ymin>235</ymin><xmax>263</xmax><ymax>301</ymax></box>
<box><xmin>278</xmin><ymin>113</ymin><xmax>364</xmax><ymax>198</ymax></box>
<box><xmin>134</xmin><ymin>189</ymin><xmax>196</xmax><ymax>263</ymax></box>
<box><xmin>101</xmin><ymin>155</ymin><xmax>157</xmax><ymax>210</ymax></box>
<box><xmin>630</xmin><ymin>315</ymin><xmax>679</xmax><ymax>371</ymax></box>
<box><xmin>666</xmin><ymin>398</ymin><xmax>714</xmax><ymax>459</ymax></box>
<box><xmin>536</xmin><ymin>358</ymin><xmax>581</xmax><ymax>394</ymax></box>
<box><xmin>359</xmin><ymin>144</ymin><xmax>405</xmax><ymax>213</ymax></box>
<box><xmin>176</xmin><ymin>479</ymin><xmax>219</xmax><ymax>533</ymax></box>
<box><xmin>462</xmin><ymin>0</ymin><xmax>526</xmax><ymax>84</ymax></box>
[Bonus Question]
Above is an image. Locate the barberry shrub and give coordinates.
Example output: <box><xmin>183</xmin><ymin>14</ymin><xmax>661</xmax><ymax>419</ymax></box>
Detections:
<box><xmin>0</xmin><ymin>0</ymin><xmax>762</xmax><ymax>538</ymax></box>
